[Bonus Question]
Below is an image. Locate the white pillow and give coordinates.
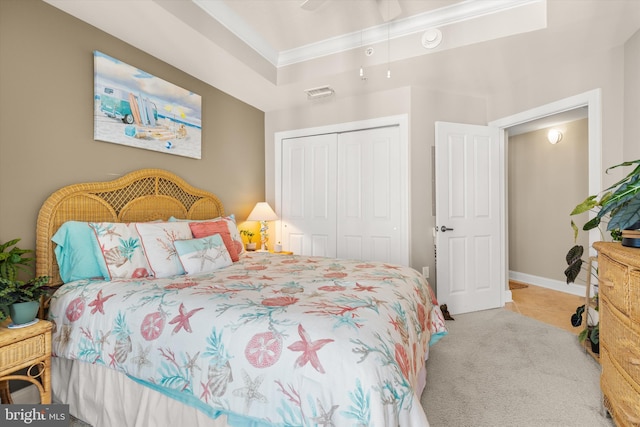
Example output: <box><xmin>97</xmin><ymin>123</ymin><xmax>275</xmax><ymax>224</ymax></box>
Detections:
<box><xmin>90</xmin><ymin>222</ymin><xmax>151</xmax><ymax>279</ymax></box>
<box><xmin>174</xmin><ymin>235</ymin><xmax>232</xmax><ymax>274</ymax></box>
<box><xmin>135</xmin><ymin>222</ymin><xmax>193</xmax><ymax>278</ymax></box>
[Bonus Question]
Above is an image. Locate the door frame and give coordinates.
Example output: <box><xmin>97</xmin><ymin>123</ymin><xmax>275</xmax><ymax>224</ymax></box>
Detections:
<box><xmin>274</xmin><ymin>114</ymin><xmax>410</xmax><ymax>264</ymax></box>
<box><xmin>489</xmin><ymin>89</ymin><xmax>602</xmax><ymax>303</ymax></box>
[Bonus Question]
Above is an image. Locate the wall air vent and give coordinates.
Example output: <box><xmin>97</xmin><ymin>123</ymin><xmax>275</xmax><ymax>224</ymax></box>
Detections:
<box><xmin>304</xmin><ymin>86</ymin><xmax>335</xmax><ymax>100</ymax></box>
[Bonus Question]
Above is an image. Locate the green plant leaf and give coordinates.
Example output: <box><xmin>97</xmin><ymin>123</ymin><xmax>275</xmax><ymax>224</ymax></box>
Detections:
<box><xmin>582</xmin><ymin>216</ymin><xmax>601</xmax><ymax>231</ymax></box>
<box><xmin>571</xmin><ymin>305</ymin><xmax>584</xmax><ymax>327</ymax></box>
<box><xmin>599</xmin><ymin>175</ymin><xmax>640</xmax><ymax>214</ymax></box>
<box><xmin>578</xmin><ymin>328</ymin><xmax>588</xmax><ymax>343</ymax></box>
<box><xmin>0</xmin><ymin>304</ymin><xmax>9</xmax><ymax>322</ymax></box>
<box><xmin>598</xmin><ymin>191</ymin><xmax>614</xmax><ymax>207</ymax></box>
<box><xmin>570</xmin><ymin>195</ymin><xmax>598</xmax><ymax>215</ymax></box>
<box><xmin>571</xmin><ymin>220</ymin><xmax>579</xmax><ymax>242</ymax></box>
<box><xmin>565</xmin><ymin>245</ymin><xmax>583</xmax><ymax>265</ymax></box>
<box><xmin>589</xmin><ymin>325</ymin><xmax>599</xmax><ymax>344</ymax></box>
<box><xmin>564</xmin><ymin>258</ymin><xmax>582</xmax><ymax>284</ymax></box>
<box><xmin>603</xmin><ymin>160</ymin><xmax>640</xmax><ymax>191</ymax></box>
<box><xmin>607</xmin><ymin>193</ymin><xmax>640</xmax><ymax>231</ymax></box>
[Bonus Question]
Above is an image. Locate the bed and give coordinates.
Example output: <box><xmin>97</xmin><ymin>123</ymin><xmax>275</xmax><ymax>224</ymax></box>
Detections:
<box><xmin>36</xmin><ymin>168</ymin><xmax>447</xmax><ymax>427</ymax></box>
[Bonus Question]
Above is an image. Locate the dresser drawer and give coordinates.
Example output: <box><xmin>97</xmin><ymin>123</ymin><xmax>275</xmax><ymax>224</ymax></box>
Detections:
<box><xmin>601</xmin><ymin>350</ymin><xmax>640</xmax><ymax>427</ymax></box>
<box><xmin>599</xmin><ymin>253</ymin><xmax>630</xmax><ymax>315</ymax></box>
<box><xmin>601</xmin><ymin>298</ymin><xmax>640</xmax><ymax>388</ymax></box>
<box><xmin>0</xmin><ymin>334</ymin><xmax>47</xmax><ymax>373</ymax></box>
<box><xmin>630</xmin><ymin>268</ymin><xmax>640</xmax><ymax>325</ymax></box>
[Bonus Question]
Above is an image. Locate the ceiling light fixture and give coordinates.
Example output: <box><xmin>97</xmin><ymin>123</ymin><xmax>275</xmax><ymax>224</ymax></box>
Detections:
<box><xmin>386</xmin><ymin>1</ymin><xmax>391</xmax><ymax>79</ymax></box>
<box><xmin>359</xmin><ymin>30</ymin><xmax>367</xmax><ymax>81</ymax></box>
<box><xmin>547</xmin><ymin>129</ymin><xmax>563</xmax><ymax>144</ymax></box>
<box><xmin>387</xmin><ymin>23</ymin><xmax>391</xmax><ymax>79</ymax></box>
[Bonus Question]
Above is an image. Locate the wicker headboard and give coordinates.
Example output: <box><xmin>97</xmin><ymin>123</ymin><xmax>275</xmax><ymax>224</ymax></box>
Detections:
<box><xmin>36</xmin><ymin>168</ymin><xmax>225</xmax><ymax>288</ymax></box>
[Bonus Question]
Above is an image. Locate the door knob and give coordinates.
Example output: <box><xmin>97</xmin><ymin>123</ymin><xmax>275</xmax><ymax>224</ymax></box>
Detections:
<box><xmin>440</xmin><ymin>226</ymin><xmax>454</xmax><ymax>232</ymax></box>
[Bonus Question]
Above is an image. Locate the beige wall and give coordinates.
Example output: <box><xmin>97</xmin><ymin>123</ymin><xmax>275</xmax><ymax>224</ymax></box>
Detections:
<box><xmin>508</xmin><ymin>119</ymin><xmax>589</xmax><ymax>283</ymax></box>
<box><xmin>624</xmin><ymin>30</ymin><xmax>640</xmax><ymax>161</ymax></box>
<box><xmin>487</xmin><ymin>45</ymin><xmax>627</xmax><ymax>189</ymax></box>
<box><xmin>0</xmin><ymin>1</ymin><xmax>265</xmax><ymax>254</ymax></box>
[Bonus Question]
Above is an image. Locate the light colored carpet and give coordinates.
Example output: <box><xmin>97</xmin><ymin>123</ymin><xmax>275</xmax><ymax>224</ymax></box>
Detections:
<box><xmin>421</xmin><ymin>308</ymin><xmax>614</xmax><ymax>427</ymax></box>
<box><xmin>70</xmin><ymin>415</ymin><xmax>91</xmax><ymax>427</ymax></box>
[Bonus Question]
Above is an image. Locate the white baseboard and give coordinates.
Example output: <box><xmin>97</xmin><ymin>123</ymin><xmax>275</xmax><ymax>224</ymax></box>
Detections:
<box><xmin>10</xmin><ymin>384</ymin><xmax>40</xmax><ymax>404</ymax></box>
<box><xmin>504</xmin><ymin>289</ymin><xmax>513</xmax><ymax>303</ymax></box>
<box><xmin>509</xmin><ymin>271</ymin><xmax>593</xmax><ymax>298</ymax></box>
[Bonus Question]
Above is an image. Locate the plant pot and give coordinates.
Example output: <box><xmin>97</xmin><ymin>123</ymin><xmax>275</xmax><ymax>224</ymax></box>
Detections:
<box><xmin>9</xmin><ymin>300</ymin><xmax>39</xmax><ymax>325</ymax></box>
<box><xmin>246</xmin><ymin>243</ymin><xmax>257</xmax><ymax>251</ymax></box>
<box><xmin>621</xmin><ymin>220</ymin><xmax>640</xmax><ymax>248</ymax></box>
<box><xmin>589</xmin><ymin>338</ymin><xmax>600</xmax><ymax>354</ymax></box>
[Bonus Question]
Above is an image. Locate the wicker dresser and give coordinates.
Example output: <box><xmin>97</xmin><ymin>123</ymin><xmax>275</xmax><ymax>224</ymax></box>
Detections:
<box><xmin>593</xmin><ymin>242</ymin><xmax>640</xmax><ymax>426</ymax></box>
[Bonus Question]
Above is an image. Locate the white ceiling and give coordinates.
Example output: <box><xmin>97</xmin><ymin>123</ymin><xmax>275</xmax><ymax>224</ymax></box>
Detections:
<box><xmin>43</xmin><ymin>0</ymin><xmax>640</xmax><ymax>113</ymax></box>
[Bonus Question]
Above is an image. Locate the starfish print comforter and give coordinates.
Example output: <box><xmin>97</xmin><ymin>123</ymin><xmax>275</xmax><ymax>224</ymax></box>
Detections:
<box><xmin>48</xmin><ymin>252</ymin><xmax>448</xmax><ymax>426</ymax></box>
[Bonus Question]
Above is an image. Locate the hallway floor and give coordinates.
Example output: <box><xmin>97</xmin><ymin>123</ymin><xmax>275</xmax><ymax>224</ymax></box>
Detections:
<box><xmin>504</xmin><ymin>282</ymin><xmax>584</xmax><ymax>335</ymax></box>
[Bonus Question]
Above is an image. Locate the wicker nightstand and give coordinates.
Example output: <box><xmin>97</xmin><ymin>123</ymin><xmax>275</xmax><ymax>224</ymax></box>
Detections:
<box><xmin>269</xmin><ymin>250</ymin><xmax>293</xmax><ymax>255</ymax></box>
<box><xmin>0</xmin><ymin>319</ymin><xmax>52</xmax><ymax>404</ymax></box>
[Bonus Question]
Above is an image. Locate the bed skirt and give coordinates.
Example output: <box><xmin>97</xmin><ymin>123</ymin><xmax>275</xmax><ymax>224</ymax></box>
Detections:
<box><xmin>52</xmin><ymin>358</ymin><xmax>229</xmax><ymax>427</ymax></box>
<box><xmin>52</xmin><ymin>356</ymin><xmax>429</xmax><ymax>427</ymax></box>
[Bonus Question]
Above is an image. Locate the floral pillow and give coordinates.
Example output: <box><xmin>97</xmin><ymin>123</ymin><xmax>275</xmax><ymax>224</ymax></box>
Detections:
<box><xmin>189</xmin><ymin>221</ymin><xmax>239</xmax><ymax>262</ymax></box>
<box><xmin>90</xmin><ymin>222</ymin><xmax>151</xmax><ymax>280</ymax></box>
<box><xmin>174</xmin><ymin>235</ymin><xmax>232</xmax><ymax>274</ymax></box>
<box><xmin>135</xmin><ymin>222</ymin><xmax>193</xmax><ymax>278</ymax></box>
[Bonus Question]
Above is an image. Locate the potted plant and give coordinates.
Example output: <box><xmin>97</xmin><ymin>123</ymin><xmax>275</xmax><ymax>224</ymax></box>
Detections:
<box><xmin>563</xmin><ymin>159</ymin><xmax>640</xmax><ymax>352</ymax></box>
<box><xmin>0</xmin><ymin>238</ymin><xmax>50</xmax><ymax>325</ymax></box>
<box><xmin>240</xmin><ymin>230</ymin><xmax>257</xmax><ymax>251</ymax></box>
<box><xmin>570</xmin><ymin>159</ymin><xmax>640</xmax><ymax>247</ymax></box>
<box><xmin>564</xmin><ymin>159</ymin><xmax>640</xmax><ymax>289</ymax></box>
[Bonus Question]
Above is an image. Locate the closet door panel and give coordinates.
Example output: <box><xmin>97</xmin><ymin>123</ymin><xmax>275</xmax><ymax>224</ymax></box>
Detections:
<box><xmin>281</xmin><ymin>134</ymin><xmax>337</xmax><ymax>257</ymax></box>
<box><xmin>337</xmin><ymin>126</ymin><xmax>403</xmax><ymax>264</ymax></box>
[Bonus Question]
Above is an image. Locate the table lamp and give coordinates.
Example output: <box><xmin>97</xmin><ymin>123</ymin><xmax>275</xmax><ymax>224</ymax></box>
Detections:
<box><xmin>246</xmin><ymin>202</ymin><xmax>278</xmax><ymax>251</ymax></box>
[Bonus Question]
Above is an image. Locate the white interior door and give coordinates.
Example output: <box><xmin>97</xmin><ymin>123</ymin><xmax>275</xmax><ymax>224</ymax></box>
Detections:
<box><xmin>435</xmin><ymin>122</ymin><xmax>502</xmax><ymax>314</ymax></box>
<box><xmin>281</xmin><ymin>134</ymin><xmax>337</xmax><ymax>257</ymax></box>
<box><xmin>337</xmin><ymin>126</ymin><xmax>406</xmax><ymax>264</ymax></box>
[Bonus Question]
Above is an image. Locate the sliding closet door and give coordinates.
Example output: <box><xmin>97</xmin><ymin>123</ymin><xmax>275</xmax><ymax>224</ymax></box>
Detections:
<box><xmin>337</xmin><ymin>126</ymin><xmax>405</xmax><ymax>264</ymax></box>
<box><xmin>281</xmin><ymin>134</ymin><xmax>337</xmax><ymax>257</ymax></box>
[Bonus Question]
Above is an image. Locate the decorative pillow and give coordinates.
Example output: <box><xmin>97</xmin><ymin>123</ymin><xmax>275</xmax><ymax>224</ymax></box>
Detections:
<box><xmin>174</xmin><ymin>235</ymin><xmax>232</xmax><ymax>274</ymax></box>
<box><xmin>135</xmin><ymin>221</ymin><xmax>193</xmax><ymax>278</ymax></box>
<box><xmin>223</xmin><ymin>214</ymin><xmax>245</xmax><ymax>255</ymax></box>
<box><xmin>52</xmin><ymin>221</ymin><xmax>108</xmax><ymax>282</ymax></box>
<box><xmin>188</xmin><ymin>221</ymin><xmax>240</xmax><ymax>262</ymax></box>
<box><xmin>90</xmin><ymin>222</ymin><xmax>151</xmax><ymax>280</ymax></box>
<box><xmin>170</xmin><ymin>215</ymin><xmax>244</xmax><ymax>256</ymax></box>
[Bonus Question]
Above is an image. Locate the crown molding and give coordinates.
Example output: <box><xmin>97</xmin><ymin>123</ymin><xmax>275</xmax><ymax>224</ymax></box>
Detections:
<box><xmin>194</xmin><ymin>0</ymin><xmax>543</xmax><ymax>68</ymax></box>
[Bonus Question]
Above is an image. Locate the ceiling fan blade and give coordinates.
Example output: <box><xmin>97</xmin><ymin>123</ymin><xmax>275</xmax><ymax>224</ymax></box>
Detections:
<box><xmin>376</xmin><ymin>0</ymin><xmax>401</xmax><ymax>21</ymax></box>
<box><xmin>300</xmin><ymin>0</ymin><xmax>327</xmax><ymax>11</ymax></box>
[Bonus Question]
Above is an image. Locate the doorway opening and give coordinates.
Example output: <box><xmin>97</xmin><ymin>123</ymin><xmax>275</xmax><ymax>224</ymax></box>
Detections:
<box><xmin>489</xmin><ymin>89</ymin><xmax>602</xmax><ymax>304</ymax></box>
<box><xmin>506</xmin><ymin>110</ymin><xmax>589</xmax><ymax>296</ymax></box>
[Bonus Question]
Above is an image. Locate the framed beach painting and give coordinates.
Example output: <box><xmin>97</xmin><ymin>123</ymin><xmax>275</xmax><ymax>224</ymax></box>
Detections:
<box><xmin>93</xmin><ymin>51</ymin><xmax>202</xmax><ymax>159</ymax></box>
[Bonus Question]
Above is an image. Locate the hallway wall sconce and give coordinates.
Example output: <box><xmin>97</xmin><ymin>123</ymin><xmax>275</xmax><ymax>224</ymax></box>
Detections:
<box><xmin>547</xmin><ymin>129</ymin><xmax>563</xmax><ymax>144</ymax></box>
